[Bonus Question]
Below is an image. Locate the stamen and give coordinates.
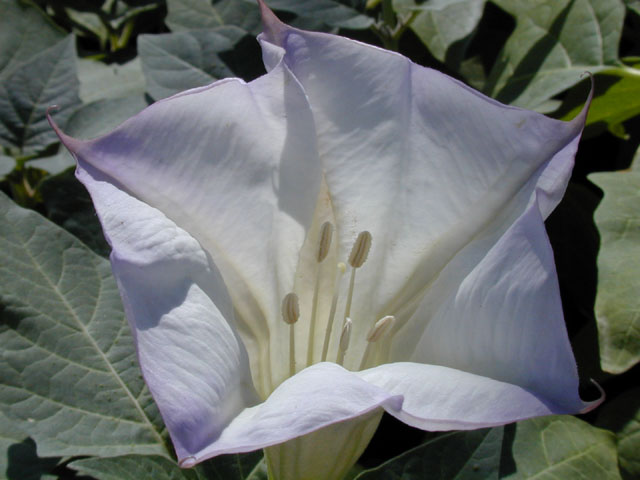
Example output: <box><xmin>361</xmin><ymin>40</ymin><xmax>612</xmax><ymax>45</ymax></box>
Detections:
<box><xmin>316</xmin><ymin>221</ymin><xmax>334</xmax><ymax>262</ymax></box>
<box><xmin>282</xmin><ymin>293</ymin><xmax>300</xmax><ymax>377</ymax></box>
<box><xmin>321</xmin><ymin>262</ymin><xmax>347</xmax><ymax>361</ymax></box>
<box><xmin>366</xmin><ymin>315</ymin><xmax>395</xmax><ymax>342</ymax></box>
<box><xmin>307</xmin><ymin>222</ymin><xmax>334</xmax><ymax>366</ymax></box>
<box><xmin>336</xmin><ymin>317</ymin><xmax>352</xmax><ymax>366</ymax></box>
<box><xmin>344</xmin><ymin>231</ymin><xmax>372</xmax><ymax>320</ymax></box>
<box><xmin>359</xmin><ymin>316</ymin><xmax>395</xmax><ymax>370</ymax></box>
<box><xmin>348</xmin><ymin>231</ymin><xmax>372</xmax><ymax>268</ymax></box>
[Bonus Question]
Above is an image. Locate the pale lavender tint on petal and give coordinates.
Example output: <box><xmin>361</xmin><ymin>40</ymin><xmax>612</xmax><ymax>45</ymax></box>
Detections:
<box><xmin>47</xmin><ymin>54</ymin><xmax>324</xmax><ymax>462</ymax></box>
<box><xmin>358</xmin><ymin>363</ymin><xmax>563</xmax><ymax>430</ymax></box>
<box><xmin>55</xmin><ymin>59</ymin><xmax>323</xmax><ymax>398</ymax></box>
<box><xmin>401</xmin><ymin>192</ymin><xmax>590</xmax><ymax>413</ymax></box>
<box><xmin>72</xmin><ymin>159</ymin><xmax>258</xmax><ymax>461</ymax></box>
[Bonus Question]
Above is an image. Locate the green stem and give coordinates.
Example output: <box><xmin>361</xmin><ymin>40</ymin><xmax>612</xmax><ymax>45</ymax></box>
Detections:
<box><xmin>381</xmin><ymin>0</ymin><xmax>396</xmax><ymax>29</ymax></box>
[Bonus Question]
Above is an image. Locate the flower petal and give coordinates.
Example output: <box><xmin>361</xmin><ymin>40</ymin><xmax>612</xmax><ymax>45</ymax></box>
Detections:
<box><xmin>357</xmin><ymin>362</ymin><xmax>571</xmax><ymax>430</ymax></box>
<box><xmin>258</xmin><ymin>9</ymin><xmax>587</xmax><ymax>359</ymax></box>
<box><xmin>51</xmin><ymin>60</ymin><xmax>323</xmax><ymax>396</ymax></box>
<box><xmin>182</xmin><ymin>362</ymin><xmax>402</xmax><ymax>464</ymax></box>
<box><xmin>394</xmin><ymin>191</ymin><xmax>590</xmax><ymax>412</ymax></box>
<box><xmin>72</xmin><ymin>161</ymin><xmax>258</xmax><ymax>461</ymax></box>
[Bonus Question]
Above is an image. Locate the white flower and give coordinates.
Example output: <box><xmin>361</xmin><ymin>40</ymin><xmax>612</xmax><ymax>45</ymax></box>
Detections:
<box><xmin>50</xmin><ymin>2</ymin><xmax>598</xmax><ymax>478</ymax></box>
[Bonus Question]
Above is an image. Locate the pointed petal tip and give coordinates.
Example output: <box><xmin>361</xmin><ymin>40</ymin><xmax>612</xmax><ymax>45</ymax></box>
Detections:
<box><xmin>257</xmin><ymin>0</ymin><xmax>287</xmax><ymax>45</ymax></box>
<box><xmin>47</xmin><ymin>104</ymin><xmax>83</xmax><ymax>155</ymax></box>
<box><xmin>569</xmin><ymin>71</ymin><xmax>594</xmax><ymax>128</ymax></box>
<box><xmin>579</xmin><ymin>379</ymin><xmax>605</xmax><ymax>414</ymax></box>
<box><xmin>178</xmin><ymin>456</ymin><xmax>197</xmax><ymax>468</ymax></box>
<box><xmin>46</xmin><ymin>105</ymin><xmax>62</xmax><ymax>134</ymax></box>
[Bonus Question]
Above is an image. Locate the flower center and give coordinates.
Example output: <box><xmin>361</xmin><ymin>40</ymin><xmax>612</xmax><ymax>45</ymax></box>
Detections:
<box><xmin>280</xmin><ymin>225</ymin><xmax>396</xmax><ymax>378</ymax></box>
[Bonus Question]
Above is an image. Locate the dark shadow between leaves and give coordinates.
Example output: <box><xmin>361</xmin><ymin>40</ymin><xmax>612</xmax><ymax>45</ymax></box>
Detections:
<box><xmin>545</xmin><ymin>180</ymin><xmax>604</xmax><ymax>387</ymax></box>
<box><xmin>6</xmin><ymin>438</ymin><xmax>60</xmax><ymax>480</ymax></box>
<box><xmin>498</xmin><ymin>423</ymin><xmax>516</xmax><ymax>478</ymax></box>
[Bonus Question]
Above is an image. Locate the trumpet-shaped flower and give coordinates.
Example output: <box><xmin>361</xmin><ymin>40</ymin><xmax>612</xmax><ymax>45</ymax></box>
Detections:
<box><xmin>50</xmin><ymin>2</ymin><xmax>599</xmax><ymax>478</ymax></box>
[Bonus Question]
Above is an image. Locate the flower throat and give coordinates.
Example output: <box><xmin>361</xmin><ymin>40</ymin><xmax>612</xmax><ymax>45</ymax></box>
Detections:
<box><xmin>280</xmin><ymin>224</ymin><xmax>396</xmax><ymax>379</ymax></box>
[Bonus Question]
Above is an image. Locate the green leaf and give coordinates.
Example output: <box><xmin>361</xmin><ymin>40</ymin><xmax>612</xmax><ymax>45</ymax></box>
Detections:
<box><xmin>65</xmin><ymin>8</ymin><xmax>109</xmax><ymax>44</ymax></box>
<box><xmin>70</xmin><ymin>452</ymin><xmax>264</xmax><ymax>480</ymax></box>
<box><xmin>356</xmin><ymin>416</ymin><xmax>620</xmax><ymax>479</ymax></box>
<box><xmin>589</xmin><ymin>169</ymin><xmax>640</xmax><ymax>373</ymax></box>
<box><xmin>0</xmin><ymin>0</ymin><xmax>65</xmax><ymax>79</ymax></box>
<box><xmin>486</xmin><ymin>0</ymin><xmax>625</xmax><ymax>110</ymax></box>
<box><xmin>138</xmin><ymin>28</ymin><xmax>245</xmax><ymax>100</ymax></box>
<box><xmin>596</xmin><ymin>388</ymin><xmax>640</xmax><ymax>480</ymax></box>
<box><xmin>0</xmin><ymin>192</ymin><xmax>169</xmax><ymax>458</ymax></box>
<box><xmin>625</xmin><ymin>0</ymin><xmax>640</xmax><ymax>16</ymax></box>
<box><xmin>165</xmin><ymin>0</ymin><xmax>261</xmax><ymax>33</ymax></box>
<box><xmin>355</xmin><ymin>428</ymin><xmax>502</xmax><ymax>479</ymax></box>
<box><xmin>393</xmin><ymin>0</ymin><xmax>486</xmax><ymax>70</ymax></box>
<box><xmin>0</xmin><ymin>412</ymin><xmax>60</xmax><ymax>480</ymax></box>
<box><xmin>77</xmin><ymin>58</ymin><xmax>147</xmax><ymax>104</ymax></box>
<box><xmin>0</xmin><ymin>36</ymin><xmax>81</xmax><ymax>156</ymax></box>
<box><xmin>560</xmin><ymin>67</ymin><xmax>640</xmax><ymax>138</ymax></box>
<box><xmin>0</xmin><ymin>153</ymin><xmax>12</xmax><ymax>176</ymax></box>
<box><xmin>504</xmin><ymin>416</ymin><xmax>621</xmax><ymax>479</ymax></box>
<box><xmin>263</xmin><ymin>0</ymin><xmax>374</xmax><ymax>29</ymax></box>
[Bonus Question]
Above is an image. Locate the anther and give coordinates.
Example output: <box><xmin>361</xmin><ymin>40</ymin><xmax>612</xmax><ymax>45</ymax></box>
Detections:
<box><xmin>316</xmin><ymin>221</ymin><xmax>333</xmax><ymax>263</ymax></box>
<box><xmin>321</xmin><ymin>262</ymin><xmax>347</xmax><ymax>361</ymax></box>
<box><xmin>336</xmin><ymin>317</ymin><xmax>352</xmax><ymax>366</ymax></box>
<box><xmin>348</xmin><ymin>231</ymin><xmax>372</xmax><ymax>268</ymax></box>
<box><xmin>359</xmin><ymin>315</ymin><xmax>395</xmax><ymax>370</ymax></box>
<box><xmin>282</xmin><ymin>293</ymin><xmax>299</xmax><ymax>377</ymax></box>
<box><xmin>366</xmin><ymin>315</ymin><xmax>395</xmax><ymax>343</ymax></box>
<box><xmin>344</xmin><ymin>231</ymin><xmax>372</xmax><ymax>321</ymax></box>
<box><xmin>282</xmin><ymin>293</ymin><xmax>300</xmax><ymax>325</ymax></box>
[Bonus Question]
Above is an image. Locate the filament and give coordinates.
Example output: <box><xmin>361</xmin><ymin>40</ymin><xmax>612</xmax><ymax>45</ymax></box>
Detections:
<box><xmin>282</xmin><ymin>293</ymin><xmax>300</xmax><ymax>377</ymax></box>
<box><xmin>307</xmin><ymin>222</ymin><xmax>333</xmax><ymax>366</ymax></box>
<box><xmin>336</xmin><ymin>317</ymin><xmax>352</xmax><ymax>366</ymax></box>
<box><xmin>321</xmin><ymin>262</ymin><xmax>347</xmax><ymax>361</ymax></box>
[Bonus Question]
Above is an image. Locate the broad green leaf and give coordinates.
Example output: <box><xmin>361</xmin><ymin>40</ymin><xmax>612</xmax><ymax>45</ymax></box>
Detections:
<box><xmin>504</xmin><ymin>416</ymin><xmax>621</xmax><ymax>479</ymax></box>
<box><xmin>65</xmin><ymin>8</ymin><xmax>108</xmax><ymax>44</ymax></box>
<box><xmin>589</xmin><ymin>169</ymin><xmax>640</xmax><ymax>373</ymax></box>
<box><xmin>0</xmin><ymin>36</ymin><xmax>81</xmax><ymax>156</ymax></box>
<box><xmin>77</xmin><ymin>58</ymin><xmax>147</xmax><ymax>104</ymax></box>
<box><xmin>70</xmin><ymin>451</ymin><xmax>264</xmax><ymax>480</ymax></box>
<box><xmin>393</xmin><ymin>0</ymin><xmax>485</xmax><ymax>70</ymax></box>
<box><xmin>625</xmin><ymin>0</ymin><xmax>640</xmax><ymax>16</ymax></box>
<box><xmin>166</xmin><ymin>0</ymin><xmax>261</xmax><ymax>33</ymax></box>
<box><xmin>34</xmin><ymin>94</ymin><xmax>149</xmax><ymax>175</ymax></box>
<box><xmin>262</xmin><ymin>0</ymin><xmax>374</xmax><ymax>29</ymax></box>
<box><xmin>486</xmin><ymin>0</ymin><xmax>625</xmax><ymax>110</ymax></box>
<box><xmin>596</xmin><ymin>388</ymin><xmax>640</xmax><ymax>480</ymax></box>
<box><xmin>0</xmin><ymin>0</ymin><xmax>65</xmax><ymax>78</ymax></box>
<box><xmin>560</xmin><ymin>67</ymin><xmax>640</xmax><ymax>138</ymax></box>
<box><xmin>0</xmin><ymin>153</ymin><xmax>12</xmax><ymax>176</ymax></box>
<box><xmin>0</xmin><ymin>192</ymin><xmax>169</xmax><ymax>458</ymax></box>
<box><xmin>138</xmin><ymin>28</ymin><xmax>245</xmax><ymax>100</ymax></box>
<box><xmin>354</xmin><ymin>428</ymin><xmax>502</xmax><ymax>479</ymax></box>
<box><xmin>0</xmin><ymin>412</ymin><xmax>59</xmax><ymax>480</ymax></box>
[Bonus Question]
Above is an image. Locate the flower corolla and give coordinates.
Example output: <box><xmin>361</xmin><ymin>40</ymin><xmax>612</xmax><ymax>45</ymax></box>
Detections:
<box><xmin>50</xmin><ymin>2</ymin><xmax>598</xmax><ymax>478</ymax></box>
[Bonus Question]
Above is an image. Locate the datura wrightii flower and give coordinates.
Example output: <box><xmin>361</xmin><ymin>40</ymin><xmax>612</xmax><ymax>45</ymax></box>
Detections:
<box><xmin>50</xmin><ymin>1</ymin><xmax>600</xmax><ymax>478</ymax></box>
